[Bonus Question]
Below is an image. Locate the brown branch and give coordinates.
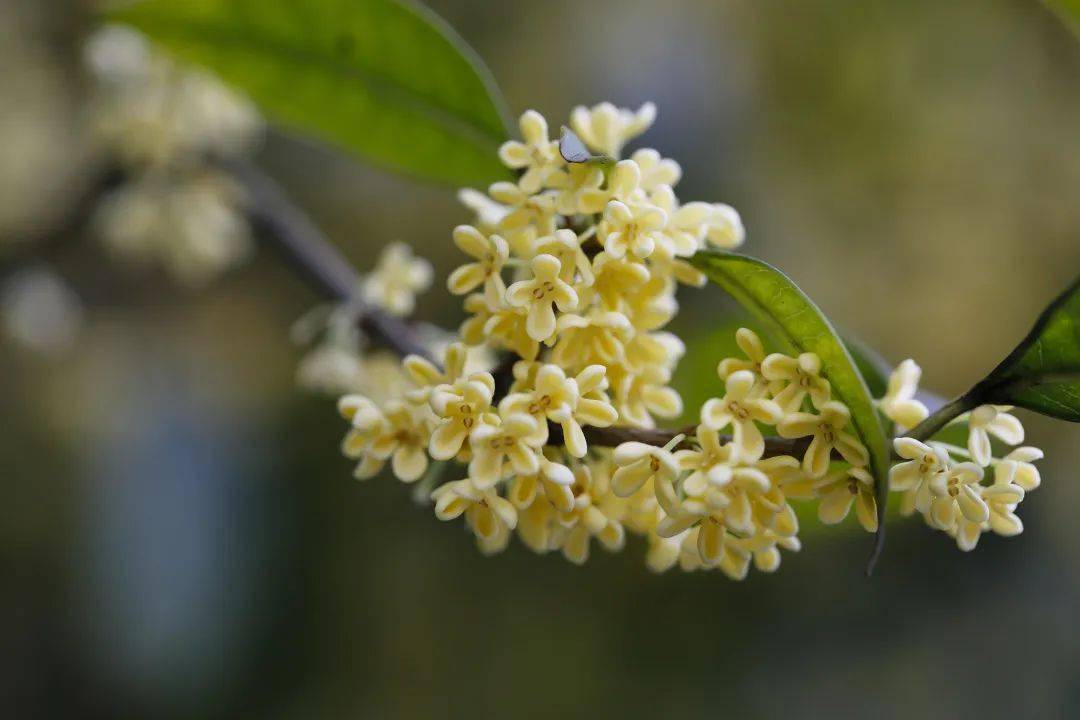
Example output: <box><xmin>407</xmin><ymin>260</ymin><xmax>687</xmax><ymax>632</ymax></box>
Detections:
<box><xmin>222</xmin><ymin>158</ymin><xmax>436</xmax><ymax>363</ymax></box>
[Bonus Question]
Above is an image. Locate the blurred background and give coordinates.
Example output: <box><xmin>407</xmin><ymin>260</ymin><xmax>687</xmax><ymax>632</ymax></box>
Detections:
<box><xmin>3</xmin><ymin>0</ymin><xmax>1080</xmax><ymax>717</ymax></box>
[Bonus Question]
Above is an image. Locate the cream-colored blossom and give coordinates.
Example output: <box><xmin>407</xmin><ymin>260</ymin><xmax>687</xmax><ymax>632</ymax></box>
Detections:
<box><xmin>879</xmin><ymin>359</ymin><xmax>929</xmax><ymax>431</ymax></box>
<box><xmin>815</xmin><ymin>466</ymin><xmax>878</xmax><ymax>532</ymax></box>
<box><xmin>967</xmin><ymin>405</ymin><xmax>1024</xmax><ymax>467</ymax></box>
<box><xmin>599</xmin><ymin>198</ymin><xmax>667</xmax><ymax>260</ymax></box>
<box><xmin>550</xmin><ymin>463</ymin><xmax>626</xmax><ymax>564</ymax></box>
<box><xmin>570</xmin><ymin>101</ymin><xmax>656</xmax><ymax>158</ymax></box>
<box><xmin>762</xmin><ymin>352</ymin><xmax>831</xmax><ymax>413</ymax></box>
<box><xmin>428</xmin><ymin>377</ymin><xmax>497</xmax><ymax>461</ymax></box>
<box><xmin>448</xmin><ymin>225</ymin><xmax>508</xmax><ymax>306</ymax></box>
<box><xmin>533</xmin><ymin>229</ymin><xmax>594</xmax><ymax>286</ymax></box>
<box><xmin>361</xmin><ymin>399</ymin><xmax>432</xmax><ymax>482</ymax></box>
<box><xmin>467</xmin><ymin>412</ymin><xmax>543</xmax><ymax>489</ymax></box>
<box><xmin>701</xmin><ymin>370</ymin><xmax>784</xmax><ymax>462</ymax></box>
<box><xmin>498</xmin><ymin>110</ymin><xmax>563</xmax><ymax>194</ymax></box>
<box><xmin>433</xmin><ymin>478</ymin><xmax>517</xmax><ymax>553</ymax></box>
<box><xmin>716</xmin><ymin>328</ymin><xmax>769</xmax><ymax>382</ymax></box>
<box><xmin>361</xmin><ymin>242</ymin><xmax>433</xmax><ymax>317</ymax></box>
<box><xmin>777</xmin><ymin>401</ymin><xmax>868</xmax><ymax>478</ymax></box>
<box><xmin>889</xmin><ymin>437</ymin><xmax>950</xmax><ymax>516</ymax></box>
<box><xmin>611</xmin><ymin>441</ymin><xmax>681</xmax><ymax>497</ymax></box>
<box><xmin>505</xmin><ymin>254</ymin><xmax>579</xmax><ymax>341</ymax></box>
<box><xmin>995</xmin><ymin>446</ymin><xmax>1043</xmax><ymax>491</ymax></box>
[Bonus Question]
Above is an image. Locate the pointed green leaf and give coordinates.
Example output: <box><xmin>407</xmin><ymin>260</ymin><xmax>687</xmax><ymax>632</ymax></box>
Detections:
<box><xmin>689</xmin><ymin>250</ymin><xmax>891</xmax><ymax>564</ymax></box>
<box><xmin>976</xmin><ymin>276</ymin><xmax>1080</xmax><ymax>421</ymax></box>
<box><xmin>110</xmin><ymin>0</ymin><xmax>511</xmax><ymax>185</ymax></box>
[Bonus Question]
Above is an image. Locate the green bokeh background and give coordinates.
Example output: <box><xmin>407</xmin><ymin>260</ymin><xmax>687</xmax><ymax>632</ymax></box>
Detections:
<box><xmin>2</xmin><ymin>1</ymin><xmax>1080</xmax><ymax>718</ymax></box>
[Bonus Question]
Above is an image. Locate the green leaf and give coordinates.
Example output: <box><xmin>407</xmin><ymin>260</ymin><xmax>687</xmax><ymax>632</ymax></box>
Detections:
<box><xmin>110</xmin><ymin>0</ymin><xmax>511</xmax><ymax>185</ymax></box>
<box><xmin>1045</xmin><ymin>0</ymin><xmax>1080</xmax><ymax>37</ymax></box>
<box><xmin>976</xmin><ymin>275</ymin><xmax>1080</xmax><ymax>422</ymax></box>
<box><xmin>689</xmin><ymin>250</ymin><xmax>892</xmax><ymax>564</ymax></box>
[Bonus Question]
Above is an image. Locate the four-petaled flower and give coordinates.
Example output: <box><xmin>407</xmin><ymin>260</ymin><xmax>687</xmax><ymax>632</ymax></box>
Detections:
<box><xmin>468</xmin><ymin>413</ymin><xmax>543</xmax><ymax>489</ymax></box>
<box><xmin>967</xmin><ymin>405</ymin><xmax>1024</xmax><ymax>467</ymax></box>
<box><xmin>433</xmin><ymin>478</ymin><xmax>518</xmax><ymax>554</ymax></box>
<box><xmin>815</xmin><ymin>466</ymin><xmax>878</xmax><ymax>532</ymax></box>
<box><xmin>701</xmin><ymin>370</ymin><xmax>784</xmax><ymax>462</ymax></box>
<box><xmin>762</xmin><ymin>352</ymin><xmax>831</xmax><ymax>413</ymax></box>
<box><xmin>879</xmin><ymin>359</ymin><xmax>929</xmax><ymax>431</ymax></box>
<box><xmin>611</xmin><ymin>441</ymin><xmax>680</xmax><ymax>497</ymax></box>
<box><xmin>777</xmin><ymin>400</ymin><xmax>868</xmax><ymax>478</ymax></box>
<box><xmin>447</xmin><ymin>225</ymin><xmax>508</xmax><ymax>307</ymax></box>
<box><xmin>497</xmin><ymin>109</ymin><xmax>563</xmax><ymax>193</ymax></box>
<box><xmin>506</xmin><ymin>254</ymin><xmax>579</xmax><ymax>341</ymax></box>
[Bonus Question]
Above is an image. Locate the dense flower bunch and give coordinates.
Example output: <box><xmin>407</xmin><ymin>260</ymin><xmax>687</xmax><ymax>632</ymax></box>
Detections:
<box><xmin>85</xmin><ymin>26</ymin><xmax>263</xmax><ymax>285</ymax></box>
<box><xmin>333</xmin><ymin>103</ymin><xmax>1043</xmax><ymax>577</ymax></box>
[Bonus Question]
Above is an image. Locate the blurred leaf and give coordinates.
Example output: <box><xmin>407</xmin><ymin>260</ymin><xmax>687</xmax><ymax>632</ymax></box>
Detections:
<box><xmin>111</xmin><ymin>0</ymin><xmax>511</xmax><ymax>185</ymax></box>
<box><xmin>1045</xmin><ymin>0</ymin><xmax>1080</xmax><ymax>37</ymax></box>
<box><xmin>975</xmin><ymin>275</ymin><xmax>1080</xmax><ymax>421</ymax></box>
<box><xmin>689</xmin><ymin>250</ymin><xmax>891</xmax><ymax>555</ymax></box>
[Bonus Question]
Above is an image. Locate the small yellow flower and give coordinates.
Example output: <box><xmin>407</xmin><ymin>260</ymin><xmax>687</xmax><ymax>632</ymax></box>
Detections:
<box><xmin>547</xmin><ymin>163</ymin><xmax>605</xmax><ymax>215</ymax></box>
<box><xmin>777</xmin><ymin>401</ymin><xmax>868</xmax><ymax>478</ymax></box>
<box><xmin>507</xmin><ymin>456</ymin><xmax>576</xmax><ymax>514</ymax></box>
<box><xmin>364</xmin><ymin>399</ymin><xmax>432</xmax><ymax>482</ymax></box>
<box><xmin>815</xmin><ymin>466</ymin><xmax>878</xmax><ymax>532</ymax></box>
<box><xmin>928</xmin><ymin>462</ymin><xmax>987</xmax><ymax>549</ymax></box>
<box><xmin>879</xmin><ymin>359</ymin><xmax>929</xmax><ymax>431</ymax></box>
<box><xmin>433</xmin><ymin>478</ymin><xmax>517</xmax><ymax>553</ymax></box>
<box><xmin>761</xmin><ymin>352</ymin><xmax>831</xmax><ymax>413</ymax></box>
<box><xmin>716</xmin><ymin>328</ymin><xmax>769</xmax><ymax>382</ymax></box>
<box><xmin>984</xmin><ymin>481</ymin><xmax>1025</xmax><ymax>539</ymax></box>
<box><xmin>505</xmin><ymin>254</ymin><xmax>579</xmax><ymax>342</ymax></box>
<box><xmin>497</xmin><ymin>110</ymin><xmax>563</xmax><ymax>193</ymax></box>
<box><xmin>468</xmin><ymin>412</ymin><xmax>544</xmax><ymax>489</ymax></box>
<box><xmin>612</xmin><ymin>364</ymin><xmax>683</xmax><ymax>429</ymax></box>
<box><xmin>630</xmin><ymin>148</ymin><xmax>681</xmax><ymax>191</ymax></box>
<box><xmin>551</xmin><ymin>464</ymin><xmax>626</xmax><ymax>565</ymax></box>
<box><xmin>600</xmin><ymin>199</ymin><xmax>667</xmax><ymax>260</ymax></box>
<box><xmin>611</xmin><ymin>441</ymin><xmax>680</xmax><ymax>497</ymax></box>
<box><xmin>551</xmin><ymin>309</ymin><xmax>633</xmax><ymax>370</ymax></box>
<box><xmin>701</xmin><ymin>370</ymin><xmax>784</xmax><ymax>462</ymax></box>
<box><xmin>447</xmin><ymin>225</ymin><xmax>508</xmax><ymax>306</ymax></box>
<box><xmin>589</xmin><ymin>252</ymin><xmax>650</xmax><ymax>311</ymax></box>
<box><xmin>532</xmin><ymin>229</ymin><xmax>594</xmax><ymax>286</ymax></box>
<box><xmin>994</xmin><ymin>446</ymin><xmax>1042</xmax><ymax>491</ymax></box>
<box><xmin>360</xmin><ymin>242</ymin><xmax>432</xmax><ymax>317</ymax></box>
<box><xmin>488</xmin><ymin>181</ymin><xmax>558</xmax><ymax>253</ymax></box>
<box><xmin>483</xmin><ymin>305</ymin><xmax>540</xmax><ymax>361</ymax></box>
<box><xmin>570</xmin><ymin>101</ymin><xmax>656</xmax><ymax>158</ymax></box>
<box><xmin>967</xmin><ymin>405</ymin><xmax>1024</xmax><ymax>467</ymax></box>
<box><xmin>889</xmin><ymin>437</ymin><xmax>950</xmax><ymax>516</ymax></box>
<box><xmin>428</xmin><ymin>378</ymin><xmax>497</xmax><ymax>461</ymax></box>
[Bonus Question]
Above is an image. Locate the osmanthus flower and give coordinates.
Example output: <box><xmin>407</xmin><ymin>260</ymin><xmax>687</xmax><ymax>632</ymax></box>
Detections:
<box><xmin>673</xmin><ymin>425</ymin><xmax>739</xmax><ymax>498</ymax></box>
<box><xmin>549</xmin><ymin>463</ymin><xmax>627</xmax><ymax>565</ymax></box>
<box><xmin>928</xmin><ymin>462</ymin><xmax>987</xmax><ymax>532</ymax></box>
<box><xmin>611</xmin><ymin>364</ymin><xmax>683</xmax><ymax>429</ymax></box>
<box><xmin>507</xmin><ymin>455</ymin><xmax>576</xmax><ymax>514</ymax></box>
<box><xmin>428</xmin><ymin>378</ymin><xmax>497</xmax><ymax>461</ymax></box>
<box><xmin>551</xmin><ymin>309</ymin><xmax>633</xmax><ymax>370</ymax></box>
<box><xmin>716</xmin><ymin>328</ymin><xmax>769</xmax><ymax>383</ymax></box>
<box><xmin>467</xmin><ymin>412</ymin><xmax>544</xmax><ymax>489</ymax></box>
<box><xmin>447</xmin><ymin>225</ymin><xmax>508</xmax><ymax>306</ymax></box>
<box><xmin>762</xmin><ymin>352</ymin><xmax>831</xmax><ymax>413</ymax></box>
<box><xmin>630</xmin><ymin>148</ymin><xmax>682</xmax><ymax>191</ymax></box>
<box><xmin>983</xmin><ymin>481</ymin><xmax>1026</xmax><ymax>539</ymax></box>
<box><xmin>487</xmin><ymin>181</ymin><xmax>558</xmax><ymax>253</ymax></box>
<box><xmin>599</xmin><ymin>196</ymin><xmax>668</xmax><ymax>260</ymax></box>
<box><xmin>505</xmin><ymin>254</ymin><xmax>579</xmax><ymax>342</ymax></box>
<box><xmin>624</xmin><ymin>330</ymin><xmax>685</xmax><ymax>376</ymax></box>
<box><xmin>547</xmin><ymin>162</ymin><xmax>606</xmax><ymax>216</ymax></box>
<box><xmin>777</xmin><ymin>400</ymin><xmax>869</xmax><ymax>478</ymax></box>
<box><xmin>995</xmin><ymin>447</ymin><xmax>1043</xmax><ymax>491</ymax></box>
<box><xmin>814</xmin><ymin>467</ymin><xmax>878</xmax><ymax>532</ymax></box>
<box><xmin>501</xmin><ymin>364</ymin><xmax>618</xmax><ymax>457</ymax></box>
<box><xmin>570</xmin><ymin>101</ymin><xmax>657</xmax><ymax>158</ymax></box>
<box><xmin>402</xmin><ymin>343</ymin><xmax>471</xmax><ymax>403</ymax></box>
<box><xmin>967</xmin><ymin>405</ymin><xmax>1025</xmax><ymax>467</ymax></box>
<box><xmin>889</xmin><ymin>437</ymin><xmax>950</xmax><ymax>517</ymax></box>
<box><xmin>879</xmin><ymin>359</ymin><xmax>929</xmax><ymax>431</ymax></box>
<box><xmin>702</xmin><ymin>203</ymin><xmax>746</xmax><ymax>249</ymax></box>
<box><xmin>338</xmin><ymin>394</ymin><xmax>387</xmax><ymax>479</ymax></box>
<box><xmin>532</xmin><ymin>229</ymin><xmax>594</xmax><ymax>286</ymax></box>
<box><xmin>360</xmin><ymin>242</ymin><xmax>433</xmax><ymax>317</ymax></box>
<box><xmin>701</xmin><ymin>370</ymin><xmax>784</xmax><ymax>462</ymax></box>
<box><xmin>362</xmin><ymin>399</ymin><xmax>432</xmax><ymax>482</ymax></box>
<box><xmin>432</xmin><ymin>478</ymin><xmax>518</xmax><ymax>554</ymax></box>
<box><xmin>611</xmin><ymin>440</ymin><xmax>681</xmax><ymax>498</ymax></box>
<box><xmin>589</xmin><ymin>252</ymin><xmax>650</xmax><ymax>311</ymax></box>
<box><xmin>497</xmin><ymin>109</ymin><xmax>563</xmax><ymax>194</ymax></box>
<box><xmin>483</xmin><ymin>305</ymin><xmax>539</xmax><ymax>361</ymax></box>
<box><xmin>457</xmin><ymin>187</ymin><xmax>509</xmax><ymax>232</ymax></box>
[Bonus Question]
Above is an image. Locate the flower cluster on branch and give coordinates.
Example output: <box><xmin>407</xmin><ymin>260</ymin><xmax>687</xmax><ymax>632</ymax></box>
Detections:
<box><xmin>328</xmin><ymin>102</ymin><xmax>1045</xmax><ymax>576</ymax></box>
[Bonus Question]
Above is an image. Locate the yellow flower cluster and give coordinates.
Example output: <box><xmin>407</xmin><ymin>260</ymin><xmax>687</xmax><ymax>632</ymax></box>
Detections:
<box><xmin>85</xmin><ymin>25</ymin><xmax>263</xmax><ymax>285</ymax></box>
<box><xmin>332</xmin><ymin>103</ymin><xmax>1044</xmax><ymax>575</ymax></box>
<box><xmin>888</xmin><ymin>403</ymin><xmax>1039</xmax><ymax>551</ymax></box>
